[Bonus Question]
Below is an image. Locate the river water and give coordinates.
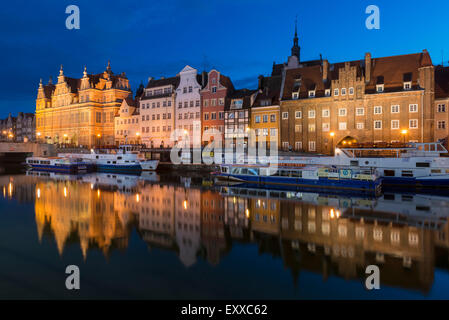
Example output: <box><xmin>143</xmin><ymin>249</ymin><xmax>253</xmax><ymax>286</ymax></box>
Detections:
<box><xmin>1</xmin><ymin>169</ymin><xmax>449</xmax><ymax>299</ymax></box>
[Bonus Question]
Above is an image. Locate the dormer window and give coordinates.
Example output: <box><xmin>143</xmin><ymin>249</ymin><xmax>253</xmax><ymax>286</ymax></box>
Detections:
<box><xmin>376</xmin><ymin>84</ymin><xmax>384</xmax><ymax>93</ymax></box>
<box><xmin>308</xmin><ymin>90</ymin><xmax>315</xmax><ymax>98</ymax></box>
<box><xmin>325</xmin><ymin>89</ymin><xmax>331</xmax><ymax>97</ymax></box>
<box><xmin>292</xmin><ymin>92</ymin><xmax>299</xmax><ymax>100</ymax></box>
<box><xmin>403</xmin><ymin>82</ymin><xmax>411</xmax><ymax>90</ymax></box>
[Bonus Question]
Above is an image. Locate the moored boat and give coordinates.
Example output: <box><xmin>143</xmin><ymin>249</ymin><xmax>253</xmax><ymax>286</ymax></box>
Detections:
<box><xmin>277</xmin><ymin>142</ymin><xmax>449</xmax><ymax>188</ymax></box>
<box><xmin>213</xmin><ymin>164</ymin><xmax>382</xmax><ymax>195</ymax></box>
<box><xmin>26</xmin><ymin>156</ymin><xmax>94</xmax><ymax>173</ymax></box>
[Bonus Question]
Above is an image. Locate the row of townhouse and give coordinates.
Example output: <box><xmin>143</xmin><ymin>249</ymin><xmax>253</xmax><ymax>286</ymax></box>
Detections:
<box><xmin>36</xmin><ymin>24</ymin><xmax>449</xmax><ymax>152</ymax></box>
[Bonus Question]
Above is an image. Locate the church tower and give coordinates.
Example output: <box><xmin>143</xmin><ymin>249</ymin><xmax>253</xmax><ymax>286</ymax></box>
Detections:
<box><xmin>291</xmin><ymin>17</ymin><xmax>300</xmax><ymax>61</ymax></box>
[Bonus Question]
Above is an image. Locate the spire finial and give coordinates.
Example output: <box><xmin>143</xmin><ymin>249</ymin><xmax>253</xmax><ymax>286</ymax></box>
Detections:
<box><xmin>295</xmin><ymin>15</ymin><xmax>298</xmax><ymax>37</ymax></box>
<box><xmin>291</xmin><ymin>15</ymin><xmax>300</xmax><ymax>61</ymax></box>
<box><xmin>59</xmin><ymin>64</ymin><xmax>64</xmax><ymax>76</ymax></box>
<box><xmin>39</xmin><ymin>78</ymin><xmax>43</xmax><ymax>88</ymax></box>
<box><xmin>107</xmin><ymin>60</ymin><xmax>111</xmax><ymax>72</ymax></box>
<box><xmin>83</xmin><ymin>65</ymin><xmax>87</xmax><ymax>77</ymax></box>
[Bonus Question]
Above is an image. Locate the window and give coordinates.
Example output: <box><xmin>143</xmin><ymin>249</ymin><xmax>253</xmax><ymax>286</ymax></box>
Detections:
<box><xmin>270</xmin><ymin>128</ymin><xmax>276</xmax><ymax>136</ymax></box>
<box><xmin>212</xmin><ymin>86</ymin><xmax>217</xmax><ymax>93</ymax></box>
<box><xmin>391</xmin><ymin>120</ymin><xmax>400</xmax><ymax>129</ymax></box>
<box><xmin>292</xmin><ymin>92</ymin><xmax>299</xmax><ymax>100</ymax></box>
<box><xmin>325</xmin><ymin>89</ymin><xmax>331</xmax><ymax>97</ymax></box>
<box><xmin>204</xmin><ymin>100</ymin><xmax>208</xmax><ymax>107</ymax></box>
<box><xmin>338</xmin><ymin>108</ymin><xmax>347</xmax><ymax>116</ymax></box>
<box><xmin>295</xmin><ymin>141</ymin><xmax>302</xmax><ymax>151</ymax></box>
<box><xmin>263</xmin><ymin>115</ymin><xmax>268</xmax><ymax>123</ymax></box>
<box><xmin>308</xmin><ymin>141</ymin><xmax>316</xmax><ymax>151</ymax></box>
<box><xmin>282</xmin><ymin>112</ymin><xmax>289</xmax><ymax>119</ymax></box>
<box><xmin>409</xmin><ymin>104</ymin><xmax>418</xmax><ymax>113</ymax></box>
<box><xmin>219</xmin><ymin>112</ymin><xmax>224</xmax><ymax>120</ymax></box>
<box><xmin>376</xmin><ymin>84</ymin><xmax>384</xmax><ymax>93</ymax></box>
<box><xmin>308</xmin><ymin>124</ymin><xmax>316</xmax><ymax>132</ymax></box>
<box><xmin>204</xmin><ymin>113</ymin><xmax>209</xmax><ymax>121</ymax></box>
<box><xmin>295</xmin><ymin>124</ymin><xmax>302</xmax><ymax>133</ymax></box>
<box><xmin>356</xmin><ymin>122</ymin><xmax>364</xmax><ymax>130</ymax></box>
<box><xmin>374</xmin><ymin>106</ymin><xmax>382</xmax><ymax>114</ymax></box>
<box><xmin>211</xmin><ymin>113</ymin><xmax>216</xmax><ymax>120</ymax></box>
<box><xmin>339</xmin><ymin>122</ymin><xmax>347</xmax><ymax>130</ymax></box>
<box><xmin>356</xmin><ymin>108</ymin><xmax>364</xmax><ymax>116</ymax></box>
<box><xmin>255</xmin><ymin>115</ymin><xmax>261</xmax><ymax>123</ymax></box>
<box><xmin>270</xmin><ymin>114</ymin><xmax>276</xmax><ymax>122</ymax></box>
<box><xmin>341</xmin><ymin>88</ymin><xmax>346</xmax><ymax>96</ymax></box>
<box><xmin>374</xmin><ymin>120</ymin><xmax>382</xmax><ymax>130</ymax></box>
<box><xmin>322</xmin><ymin>109</ymin><xmax>330</xmax><ymax>117</ymax></box>
<box><xmin>349</xmin><ymin>87</ymin><xmax>354</xmax><ymax>95</ymax></box>
<box><xmin>322</xmin><ymin>123</ymin><xmax>330</xmax><ymax>132</ymax></box>
<box><xmin>188</xmin><ymin>86</ymin><xmax>192</xmax><ymax>93</ymax></box>
<box><xmin>438</xmin><ymin>121</ymin><xmax>446</xmax><ymax>130</ymax></box>
<box><xmin>334</xmin><ymin>89</ymin><xmax>339</xmax><ymax>96</ymax></box>
<box><xmin>409</xmin><ymin>119</ymin><xmax>418</xmax><ymax>129</ymax></box>
<box><xmin>282</xmin><ymin>142</ymin><xmax>289</xmax><ymax>150</ymax></box>
<box><xmin>437</xmin><ymin>104</ymin><xmax>446</xmax><ymax>113</ymax></box>
<box><xmin>308</xmin><ymin>110</ymin><xmax>316</xmax><ymax>118</ymax></box>
<box><xmin>391</xmin><ymin>105</ymin><xmax>400</xmax><ymax>113</ymax></box>
<box><xmin>308</xmin><ymin>91</ymin><xmax>315</xmax><ymax>98</ymax></box>
<box><xmin>295</xmin><ymin>111</ymin><xmax>302</xmax><ymax>119</ymax></box>
<box><xmin>404</xmin><ymin>82</ymin><xmax>411</xmax><ymax>90</ymax></box>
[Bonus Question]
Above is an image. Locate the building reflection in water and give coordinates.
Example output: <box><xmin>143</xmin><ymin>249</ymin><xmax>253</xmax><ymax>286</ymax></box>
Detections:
<box><xmin>2</xmin><ymin>172</ymin><xmax>449</xmax><ymax>293</ymax></box>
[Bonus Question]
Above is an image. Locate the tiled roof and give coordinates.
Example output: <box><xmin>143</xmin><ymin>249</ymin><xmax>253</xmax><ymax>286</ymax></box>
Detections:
<box><xmin>145</xmin><ymin>76</ymin><xmax>179</xmax><ymax>89</ymax></box>
<box><xmin>254</xmin><ymin>75</ymin><xmax>282</xmax><ymax>106</ymax></box>
<box><xmin>225</xmin><ymin>89</ymin><xmax>257</xmax><ymax>110</ymax></box>
<box><xmin>435</xmin><ymin>66</ymin><xmax>449</xmax><ymax>99</ymax></box>
<box><xmin>282</xmin><ymin>51</ymin><xmax>433</xmax><ymax>100</ymax></box>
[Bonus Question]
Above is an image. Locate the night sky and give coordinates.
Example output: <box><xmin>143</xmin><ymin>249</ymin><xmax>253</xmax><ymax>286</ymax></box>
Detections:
<box><xmin>1</xmin><ymin>0</ymin><xmax>448</xmax><ymax>117</ymax></box>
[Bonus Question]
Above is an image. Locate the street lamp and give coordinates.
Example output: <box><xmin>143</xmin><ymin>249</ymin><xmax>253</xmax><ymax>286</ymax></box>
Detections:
<box><xmin>330</xmin><ymin>132</ymin><xmax>335</xmax><ymax>155</ymax></box>
<box><xmin>401</xmin><ymin>129</ymin><xmax>408</xmax><ymax>144</ymax></box>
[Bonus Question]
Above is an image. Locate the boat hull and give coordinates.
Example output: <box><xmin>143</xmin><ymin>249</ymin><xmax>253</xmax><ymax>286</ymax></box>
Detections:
<box><xmin>140</xmin><ymin>160</ymin><xmax>159</xmax><ymax>171</ymax></box>
<box><xmin>214</xmin><ymin>173</ymin><xmax>381</xmax><ymax>195</ymax></box>
<box><xmin>382</xmin><ymin>176</ymin><xmax>449</xmax><ymax>188</ymax></box>
<box><xmin>27</xmin><ymin>163</ymin><xmax>93</xmax><ymax>173</ymax></box>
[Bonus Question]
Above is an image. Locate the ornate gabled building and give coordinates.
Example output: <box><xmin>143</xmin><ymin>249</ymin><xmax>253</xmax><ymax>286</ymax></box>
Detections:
<box><xmin>114</xmin><ymin>96</ymin><xmax>141</xmax><ymax>145</ymax></box>
<box><xmin>35</xmin><ymin>62</ymin><xmax>132</xmax><ymax>147</ymax></box>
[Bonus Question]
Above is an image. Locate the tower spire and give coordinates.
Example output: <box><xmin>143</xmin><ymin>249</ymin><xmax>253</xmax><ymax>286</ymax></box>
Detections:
<box><xmin>291</xmin><ymin>16</ymin><xmax>300</xmax><ymax>61</ymax></box>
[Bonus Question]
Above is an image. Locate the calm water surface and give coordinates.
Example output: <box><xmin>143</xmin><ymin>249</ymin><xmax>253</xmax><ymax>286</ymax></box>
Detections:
<box><xmin>1</xmin><ymin>169</ymin><xmax>449</xmax><ymax>299</ymax></box>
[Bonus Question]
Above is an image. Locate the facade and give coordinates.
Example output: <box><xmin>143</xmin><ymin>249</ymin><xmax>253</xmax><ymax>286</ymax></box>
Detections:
<box><xmin>200</xmin><ymin>69</ymin><xmax>233</xmax><ymax>146</ymax></box>
<box><xmin>0</xmin><ymin>113</ymin><xmax>35</xmax><ymax>142</ymax></box>
<box><xmin>224</xmin><ymin>89</ymin><xmax>257</xmax><ymax>151</ymax></box>
<box><xmin>35</xmin><ymin>63</ymin><xmax>132</xmax><ymax>147</ymax></box>
<box><xmin>435</xmin><ymin>66</ymin><xmax>449</xmax><ymax>148</ymax></box>
<box><xmin>114</xmin><ymin>97</ymin><xmax>141</xmax><ymax>145</ymax></box>
<box><xmin>280</xmin><ymin>51</ymin><xmax>434</xmax><ymax>154</ymax></box>
<box><xmin>250</xmin><ymin>75</ymin><xmax>282</xmax><ymax>150</ymax></box>
<box><xmin>174</xmin><ymin>66</ymin><xmax>206</xmax><ymax>146</ymax></box>
<box><xmin>140</xmin><ymin>76</ymin><xmax>179</xmax><ymax>148</ymax></box>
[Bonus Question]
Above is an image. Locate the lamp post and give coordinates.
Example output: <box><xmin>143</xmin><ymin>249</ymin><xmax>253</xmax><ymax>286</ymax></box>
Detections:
<box><xmin>97</xmin><ymin>133</ymin><xmax>101</xmax><ymax>147</ymax></box>
<box><xmin>135</xmin><ymin>132</ymin><xmax>140</xmax><ymax>145</ymax></box>
<box><xmin>401</xmin><ymin>129</ymin><xmax>408</xmax><ymax>144</ymax></box>
<box><xmin>330</xmin><ymin>132</ymin><xmax>335</xmax><ymax>155</ymax></box>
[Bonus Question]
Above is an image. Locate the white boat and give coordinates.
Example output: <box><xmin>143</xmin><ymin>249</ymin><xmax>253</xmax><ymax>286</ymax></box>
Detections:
<box><xmin>118</xmin><ymin>145</ymin><xmax>159</xmax><ymax>171</ymax></box>
<box><xmin>278</xmin><ymin>142</ymin><xmax>449</xmax><ymax>188</ymax></box>
<box><xmin>59</xmin><ymin>148</ymin><xmax>142</xmax><ymax>173</ymax></box>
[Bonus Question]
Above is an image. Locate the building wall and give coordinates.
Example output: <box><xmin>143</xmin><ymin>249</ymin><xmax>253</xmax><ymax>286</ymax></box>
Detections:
<box><xmin>114</xmin><ymin>100</ymin><xmax>141</xmax><ymax>145</ymax></box>
<box><xmin>175</xmin><ymin>66</ymin><xmax>202</xmax><ymax>146</ymax></box>
<box><xmin>140</xmin><ymin>86</ymin><xmax>176</xmax><ymax>148</ymax></box>
<box><xmin>280</xmin><ymin>63</ymin><xmax>433</xmax><ymax>154</ymax></box>
<box><xmin>201</xmin><ymin>70</ymin><xmax>227</xmax><ymax>145</ymax></box>
<box><xmin>250</xmin><ymin>105</ymin><xmax>280</xmax><ymax>149</ymax></box>
<box><xmin>434</xmin><ymin>98</ymin><xmax>449</xmax><ymax>143</ymax></box>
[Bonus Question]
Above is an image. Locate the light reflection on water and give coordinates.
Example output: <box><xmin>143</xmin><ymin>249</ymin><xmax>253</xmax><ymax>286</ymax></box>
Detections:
<box><xmin>1</xmin><ymin>170</ymin><xmax>449</xmax><ymax>299</ymax></box>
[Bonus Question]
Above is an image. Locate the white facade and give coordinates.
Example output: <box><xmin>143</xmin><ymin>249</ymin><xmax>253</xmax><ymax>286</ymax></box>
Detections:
<box><xmin>175</xmin><ymin>66</ymin><xmax>202</xmax><ymax>145</ymax></box>
<box><xmin>114</xmin><ymin>98</ymin><xmax>140</xmax><ymax>145</ymax></box>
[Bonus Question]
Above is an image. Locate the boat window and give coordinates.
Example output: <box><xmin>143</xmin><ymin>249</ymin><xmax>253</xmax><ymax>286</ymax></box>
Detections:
<box><xmin>350</xmin><ymin>161</ymin><xmax>359</xmax><ymax>166</ymax></box>
<box><xmin>401</xmin><ymin>170</ymin><xmax>413</xmax><ymax>177</ymax></box>
<box><xmin>240</xmin><ymin>168</ymin><xmax>248</xmax><ymax>175</ymax></box>
<box><xmin>231</xmin><ymin>167</ymin><xmax>240</xmax><ymax>175</ymax></box>
<box><xmin>384</xmin><ymin>170</ymin><xmax>395</xmax><ymax>177</ymax></box>
<box><xmin>113</xmin><ymin>161</ymin><xmax>117</xmax><ymax>164</ymax></box>
<box><xmin>291</xmin><ymin>170</ymin><xmax>302</xmax><ymax>178</ymax></box>
<box><xmin>280</xmin><ymin>170</ymin><xmax>291</xmax><ymax>177</ymax></box>
<box><xmin>118</xmin><ymin>157</ymin><xmax>122</xmax><ymax>160</ymax></box>
<box><xmin>431</xmin><ymin>169</ymin><xmax>442</xmax><ymax>174</ymax></box>
<box><xmin>96</xmin><ymin>156</ymin><xmax>99</xmax><ymax>159</ymax></box>
<box><xmin>107</xmin><ymin>161</ymin><xmax>111</xmax><ymax>164</ymax></box>
<box><xmin>247</xmin><ymin>168</ymin><xmax>258</xmax><ymax>176</ymax></box>
<box><xmin>416</xmin><ymin>162</ymin><xmax>430</xmax><ymax>168</ymax></box>
<box><xmin>416</xmin><ymin>206</ymin><xmax>430</xmax><ymax>211</ymax></box>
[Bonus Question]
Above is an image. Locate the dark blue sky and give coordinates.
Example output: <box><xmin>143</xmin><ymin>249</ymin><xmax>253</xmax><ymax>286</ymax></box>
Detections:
<box><xmin>1</xmin><ymin>0</ymin><xmax>448</xmax><ymax>117</ymax></box>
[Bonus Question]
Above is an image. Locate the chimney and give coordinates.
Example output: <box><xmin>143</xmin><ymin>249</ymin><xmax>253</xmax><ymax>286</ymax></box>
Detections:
<box><xmin>258</xmin><ymin>75</ymin><xmax>264</xmax><ymax>90</ymax></box>
<box><xmin>365</xmin><ymin>53</ymin><xmax>371</xmax><ymax>83</ymax></box>
<box><xmin>322</xmin><ymin>59</ymin><xmax>329</xmax><ymax>81</ymax></box>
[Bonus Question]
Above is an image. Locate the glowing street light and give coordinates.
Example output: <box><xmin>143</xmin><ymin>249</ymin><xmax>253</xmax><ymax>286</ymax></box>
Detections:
<box><xmin>329</xmin><ymin>132</ymin><xmax>335</xmax><ymax>155</ymax></box>
<box><xmin>401</xmin><ymin>129</ymin><xmax>408</xmax><ymax>143</ymax></box>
